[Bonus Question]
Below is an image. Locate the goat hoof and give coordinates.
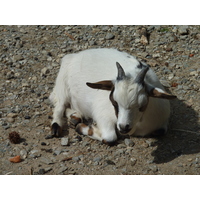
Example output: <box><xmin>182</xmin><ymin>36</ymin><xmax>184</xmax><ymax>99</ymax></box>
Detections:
<box><xmin>51</xmin><ymin>122</ymin><xmax>62</xmax><ymax>137</ymax></box>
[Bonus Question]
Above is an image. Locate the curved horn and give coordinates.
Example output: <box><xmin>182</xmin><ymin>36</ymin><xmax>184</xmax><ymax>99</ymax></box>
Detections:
<box><xmin>116</xmin><ymin>62</ymin><xmax>125</xmax><ymax>81</ymax></box>
<box><xmin>135</xmin><ymin>64</ymin><xmax>149</xmax><ymax>84</ymax></box>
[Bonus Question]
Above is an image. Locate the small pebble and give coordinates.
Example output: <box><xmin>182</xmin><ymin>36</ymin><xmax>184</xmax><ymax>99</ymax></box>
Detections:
<box><xmin>57</xmin><ymin>166</ymin><xmax>68</xmax><ymax>174</ymax></box>
<box><xmin>38</xmin><ymin>168</ymin><xmax>45</xmax><ymax>174</ymax></box>
<box><xmin>130</xmin><ymin>158</ymin><xmax>137</xmax><ymax>166</ymax></box>
<box><xmin>168</xmin><ymin>73</ymin><xmax>174</xmax><ymax>80</ymax></box>
<box><xmin>105</xmin><ymin>33</ymin><xmax>115</xmax><ymax>40</ymax></box>
<box><xmin>44</xmin><ymin>167</ymin><xmax>52</xmax><ymax>173</ymax></box>
<box><xmin>54</xmin><ymin>150</ymin><xmax>62</xmax><ymax>156</ymax></box>
<box><xmin>20</xmin><ymin>149</ymin><xmax>28</xmax><ymax>159</ymax></box>
<box><xmin>152</xmin><ymin>53</ymin><xmax>160</xmax><ymax>58</ymax></box>
<box><xmin>41</xmin><ymin>67</ymin><xmax>50</xmax><ymax>76</ymax></box>
<box><xmin>45</xmin><ymin>135</ymin><xmax>54</xmax><ymax>139</ymax></box>
<box><xmin>61</xmin><ymin>138</ymin><xmax>69</xmax><ymax>146</ymax></box>
<box><xmin>149</xmin><ymin>165</ymin><xmax>158</xmax><ymax>172</ymax></box>
<box><xmin>93</xmin><ymin>156</ymin><xmax>101</xmax><ymax>162</ymax></box>
<box><xmin>7</xmin><ymin>117</ymin><xmax>15</xmax><ymax>123</ymax></box>
<box><xmin>124</xmin><ymin>138</ymin><xmax>134</xmax><ymax>147</ymax></box>
<box><xmin>40</xmin><ymin>157</ymin><xmax>54</xmax><ymax>165</ymax></box>
<box><xmin>72</xmin><ymin>156</ymin><xmax>80</xmax><ymax>162</ymax></box>
<box><xmin>7</xmin><ymin>113</ymin><xmax>18</xmax><ymax>118</ymax></box>
<box><xmin>24</xmin><ymin>116</ymin><xmax>31</xmax><ymax>119</ymax></box>
<box><xmin>105</xmin><ymin>160</ymin><xmax>115</xmax><ymax>165</ymax></box>
<box><xmin>178</xmin><ymin>25</ymin><xmax>188</xmax><ymax>35</ymax></box>
<box><xmin>29</xmin><ymin>150</ymin><xmax>41</xmax><ymax>158</ymax></box>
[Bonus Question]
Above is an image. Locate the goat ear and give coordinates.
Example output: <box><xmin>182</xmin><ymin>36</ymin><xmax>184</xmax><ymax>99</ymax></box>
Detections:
<box><xmin>145</xmin><ymin>84</ymin><xmax>176</xmax><ymax>99</ymax></box>
<box><xmin>86</xmin><ymin>80</ymin><xmax>114</xmax><ymax>91</ymax></box>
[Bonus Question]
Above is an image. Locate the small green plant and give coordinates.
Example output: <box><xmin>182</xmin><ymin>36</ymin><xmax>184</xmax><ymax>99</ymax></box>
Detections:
<box><xmin>159</xmin><ymin>27</ymin><xmax>171</xmax><ymax>32</ymax></box>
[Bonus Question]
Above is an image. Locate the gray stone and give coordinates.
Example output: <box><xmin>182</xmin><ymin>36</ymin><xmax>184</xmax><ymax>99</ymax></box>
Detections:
<box><xmin>89</xmin><ymin>40</ymin><xmax>96</xmax><ymax>46</ymax></box>
<box><xmin>145</xmin><ymin>139</ymin><xmax>155</xmax><ymax>147</ymax></box>
<box><xmin>105</xmin><ymin>33</ymin><xmax>115</xmax><ymax>40</ymax></box>
<box><xmin>178</xmin><ymin>26</ymin><xmax>189</xmax><ymax>35</ymax></box>
<box><xmin>169</xmin><ymin>36</ymin><xmax>175</xmax><ymax>42</ymax></box>
<box><xmin>93</xmin><ymin>156</ymin><xmax>101</xmax><ymax>162</ymax></box>
<box><xmin>41</xmin><ymin>67</ymin><xmax>50</xmax><ymax>76</ymax></box>
<box><xmin>168</xmin><ymin>73</ymin><xmax>174</xmax><ymax>80</ymax></box>
<box><xmin>114</xmin><ymin>149</ymin><xmax>125</xmax><ymax>156</ymax></box>
<box><xmin>38</xmin><ymin>168</ymin><xmax>45</xmax><ymax>174</ymax></box>
<box><xmin>121</xmin><ymin>168</ymin><xmax>127</xmax><ymax>173</ymax></box>
<box><xmin>194</xmin><ymin>164</ymin><xmax>200</xmax><ymax>168</ymax></box>
<box><xmin>152</xmin><ymin>53</ymin><xmax>160</xmax><ymax>58</ymax></box>
<box><xmin>44</xmin><ymin>167</ymin><xmax>52</xmax><ymax>173</ymax></box>
<box><xmin>57</xmin><ymin>166</ymin><xmax>68</xmax><ymax>174</ymax></box>
<box><xmin>154</xmin><ymin>25</ymin><xmax>161</xmax><ymax>30</ymax></box>
<box><xmin>54</xmin><ymin>150</ymin><xmax>62</xmax><ymax>155</ymax></box>
<box><xmin>169</xmin><ymin>62</ymin><xmax>176</xmax><ymax>68</ymax></box>
<box><xmin>93</xmin><ymin>161</ymin><xmax>99</xmax><ymax>166</ymax></box>
<box><xmin>102</xmin><ymin>26</ymin><xmax>110</xmax><ymax>31</ymax></box>
<box><xmin>190</xmin><ymin>71</ymin><xmax>198</xmax><ymax>76</ymax></box>
<box><xmin>160</xmin><ymin>78</ymin><xmax>170</xmax><ymax>87</ymax></box>
<box><xmin>72</xmin><ymin>156</ymin><xmax>80</xmax><ymax>162</ymax></box>
<box><xmin>29</xmin><ymin>150</ymin><xmax>41</xmax><ymax>158</ymax></box>
<box><xmin>61</xmin><ymin>138</ymin><xmax>69</xmax><ymax>146</ymax></box>
<box><xmin>124</xmin><ymin>138</ymin><xmax>134</xmax><ymax>147</ymax></box>
<box><xmin>40</xmin><ymin>157</ymin><xmax>54</xmax><ymax>165</ymax></box>
<box><xmin>135</xmin><ymin>38</ymin><xmax>140</xmax><ymax>43</ymax></box>
<box><xmin>130</xmin><ymin>158</ymin><xmax>137</xmax><ymax>166</ymax></box>
<box><xmin>149</xmin><ymin>165</ymin><xmax>158</xmax><ymax>172</ymax></box>
<box><xmin>147</xmin><ymin>160</ymin><xmax>154</xmax><ymax>164</ymax></box>
<box><xmin>196</xmin><ymin>33</ymin><xmax>200</xmax><ymax>40</ymax></box>
<box><xmin>47</xmin><ymin>57</ymin><xmax>52</xmax><ymax>61</ymax></box>
<box><xmin>82</xmin><ymin>141</ymin><xmax>90</xmax><ymax>147</ymax></box>
<box><xmin>6</xmin><ymin>71</ymin><xmax>15</xmax><ymax>79</ymax></box>
<box><xmin>20</xmin><ymin>149</ymin><xmax>28</xmax><ymax>159</ymax></box>
<box><xmin>117</xmin><ymin>144</ymin><xmax>126</xmax><ymax>148</ymax></box>
<box><xmin>13</xmin><ymin>54</ymin><xmax>23</xmax><ymax>61</ymax></box>
<box><xmin>7</xmin><ymin>117</ymin><xmax>14</xmax><ymax>123</ymax></box>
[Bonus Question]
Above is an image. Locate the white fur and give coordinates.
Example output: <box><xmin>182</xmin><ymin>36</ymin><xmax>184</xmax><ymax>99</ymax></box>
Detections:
<box><xmin>49</xmin><ymin>48</ymin><xmax>171</xmax><ymax>142</ymax></box>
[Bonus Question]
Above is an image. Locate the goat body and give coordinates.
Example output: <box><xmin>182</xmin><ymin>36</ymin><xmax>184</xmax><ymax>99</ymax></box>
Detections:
<box><xmin>49</xmin><ymin>48</ymin><xmax>176</xmax><ymax>144</ymax></box>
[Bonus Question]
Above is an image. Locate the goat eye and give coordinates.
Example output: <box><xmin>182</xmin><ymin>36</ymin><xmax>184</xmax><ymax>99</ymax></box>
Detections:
<box><xmin>109</xmin><ymin>88</ymin><xmax>119</xmax><ymax>117</ymax></box>
<box><xmin>112</xmin><ymin>101</ymin><xmax>119</xmax><ymax>117</ymax></box>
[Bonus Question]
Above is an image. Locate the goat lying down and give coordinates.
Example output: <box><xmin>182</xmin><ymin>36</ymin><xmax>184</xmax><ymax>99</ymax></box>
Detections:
<box><xmin>49</xmin><ymin>48</ymin><xmax>176</xmax><ymax>145</ymax></box>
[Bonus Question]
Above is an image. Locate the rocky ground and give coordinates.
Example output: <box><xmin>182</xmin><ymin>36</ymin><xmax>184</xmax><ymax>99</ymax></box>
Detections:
<box><xmin>0</xmin><ymin>25</ymin><xmax>200</xmax><ymax>175</ymax></box>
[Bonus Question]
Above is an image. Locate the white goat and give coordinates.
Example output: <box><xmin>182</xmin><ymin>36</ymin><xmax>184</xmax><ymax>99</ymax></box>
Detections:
<box><xmin>49</xmin><ymin>48</ymin><xmax>176</xmax><ymax>145</ymax></box>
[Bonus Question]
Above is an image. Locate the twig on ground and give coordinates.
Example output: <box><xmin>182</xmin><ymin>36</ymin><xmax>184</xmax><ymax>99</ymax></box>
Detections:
<box><xmin>172</xmin><ymin>129</ymin><xmax>200</xmax><ymax>135</ymax></box>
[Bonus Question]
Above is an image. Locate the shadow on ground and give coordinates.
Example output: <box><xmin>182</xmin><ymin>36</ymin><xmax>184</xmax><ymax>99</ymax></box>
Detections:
<box><xmin>151</xmin><ymin>98</ymin><xmax>200</xmax><ymax>164</ymax></box>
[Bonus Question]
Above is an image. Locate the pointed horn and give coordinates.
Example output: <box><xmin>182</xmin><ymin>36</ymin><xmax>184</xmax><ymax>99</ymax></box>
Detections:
<box><xmin>116</xmin><ymin>62</ymin><xmax>125</xmax><ymax>81</ymax></box>
<box><xmin>135</xmin><ymin>64</ymin><xmax>149</xmax><ymax>84</ymax></box>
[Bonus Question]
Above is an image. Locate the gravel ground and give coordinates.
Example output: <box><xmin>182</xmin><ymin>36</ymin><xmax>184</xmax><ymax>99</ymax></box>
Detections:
<box><xmin>0</xmin><ymin>25</ymin><xmax>200</xmax><ymax>175</ymax></box>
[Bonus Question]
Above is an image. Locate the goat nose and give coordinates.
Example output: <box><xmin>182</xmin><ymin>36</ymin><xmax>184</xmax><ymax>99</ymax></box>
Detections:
<box><xmin>119</xmin><ymin>124</ymin><xmax>130</xmax><ymax>134</ymax></box>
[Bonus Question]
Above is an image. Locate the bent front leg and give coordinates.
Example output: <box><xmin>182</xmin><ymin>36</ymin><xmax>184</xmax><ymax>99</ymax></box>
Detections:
<box><xmin>75</xmin><ymin>122</ymin><xmax>117</xmax><ymax>146</ymax></box>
